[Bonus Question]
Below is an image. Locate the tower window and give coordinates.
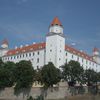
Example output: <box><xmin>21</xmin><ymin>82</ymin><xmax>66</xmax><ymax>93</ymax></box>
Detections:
<box><xmin>37</xmin><ymin>51</ymin><xmax>39</xmax><ymax>55</ymax></box>
<box><xmin>72</xmin><ymin>55</ymin><xmax>73</xmax><ymax>59</ymax></box>
<box><xmin>50</xmin><ymin>49</ymin><xmax>52</xmax><ymax>52</ymax></box>
<box><xmin>37</xmin><ymin>58</ymin><xmax>39</xmax><ymax>63</ymax></box>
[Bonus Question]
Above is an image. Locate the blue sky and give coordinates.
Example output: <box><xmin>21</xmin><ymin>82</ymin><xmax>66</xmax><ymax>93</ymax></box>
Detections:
<box><xmin>0</xmin><ymin>0</ymin><xmax>100</xmax><ymax>55</ymax></box>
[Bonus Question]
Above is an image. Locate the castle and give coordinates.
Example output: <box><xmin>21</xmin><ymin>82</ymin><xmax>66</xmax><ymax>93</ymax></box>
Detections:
<box><xmin>0</xmin><ymin>17</ymin><xmax>100</xmax><ymax>71</ymax></box>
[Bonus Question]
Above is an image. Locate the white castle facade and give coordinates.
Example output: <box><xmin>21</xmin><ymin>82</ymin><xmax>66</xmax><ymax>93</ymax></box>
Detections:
<box><xmin>0</xmin><ymin>17</ymin><xmax>100</xmax><ymax>71</ymax></box>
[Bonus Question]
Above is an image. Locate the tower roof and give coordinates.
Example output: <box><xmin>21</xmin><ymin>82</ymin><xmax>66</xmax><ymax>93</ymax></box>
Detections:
<box><xmin>51</xmin><ymin>17</ymin><xmax>62</xmax><ymax>26</ymax></box>
<box><xmin>2</xmin><ymin>39</ymin><xmax>9</xmax><ymax>45</ymax></box>
<box><xmin>93</xmin><ymin>47</ymin><xmax>99</xmax><ymax>52</ymax></box>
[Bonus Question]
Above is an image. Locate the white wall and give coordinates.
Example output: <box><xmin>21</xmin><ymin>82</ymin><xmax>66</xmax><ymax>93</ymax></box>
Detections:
<box><xmin>46</xmin><ymin>34</ymin><xmax>65</xmax><ymax>68</ymax></box>
<box><xmin>65</xmin><ymin>51</ymin><xmax>100</xmax><ymax>72</ymax></box>
<box><xmin>2</xmin><ymin>49</ymin><xmax>45</xmax><ymax>69</ymax></box>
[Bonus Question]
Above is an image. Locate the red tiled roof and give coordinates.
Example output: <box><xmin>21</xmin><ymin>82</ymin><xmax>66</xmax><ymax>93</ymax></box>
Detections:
<box><xmin>51</xmin><ymin>17</ymin><xmax>62</xmax><ymax>26</ymax></box>
<box><xmin>5</xmin><ymin>42</ymin><xmax>45</xmax><ymax>56</ymax></box>
<box><xmin>5</xmin><ymin>42</ymin><xmax>95</xmax><ymax>62</ymax></box>
<box><xmin>65</xmin><ymin>45</ymin><xmax>94</xmax><ymax>62</ymax></box>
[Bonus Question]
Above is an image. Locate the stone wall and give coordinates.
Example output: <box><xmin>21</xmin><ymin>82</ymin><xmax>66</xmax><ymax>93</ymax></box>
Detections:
<box><xmin>0</xmin><ymin>82</ymin><xmax>99</xmax><ymax>100</ymax></box>
<box><xmin>0</xmin><ymin>82</ymin><xmax>69</xmax><ymax>100</ymax></box>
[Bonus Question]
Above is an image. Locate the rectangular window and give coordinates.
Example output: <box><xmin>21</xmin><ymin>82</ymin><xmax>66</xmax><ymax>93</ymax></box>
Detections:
<box><xmin>72</xmin><ymin>55</ymin><xmax>73</xmax><ymax>59</ymax></box>
<box><xmin>82</xmin><ymin>59</ymin><xmax>83</xmax><ymax>63</ymax></box>
<box><xmin>37</xmin><ymin>58</ymin><xmax>39</xmax><ymax>63</ymax></box>
<box><xmin>77</xmin><ymin>57</ymin><xmax>79</xmax><ymax>61</ymax></box>
<box><xmin>29</xmin><ymin>53</ymin><xmax>31</xmax><ymax>57</ymax></box>
<box><xmin>50</xmin><ymin>49</ymin><xmax>52</xmax><ymax>52</ymax></box>
<box><xmin>20</xmin><ymin>55</ymin><xmax>21</xmax><ymax>58</ymax></box>
<box><xmin>66</xmin><ymin>52</ymin><xmax>67</xmax><ymax>56</ymax></box>
<box><xmin>14</xmin><ymin>56</ymin><xmax>15</xmax><ymax>59</ymax></box>
<box><xmin>23</xmin><ymin>54</ymin><xmax>24</xmax><ymax>58</ymax></box>
<box><xmin>17</xmin><ymin>55</ymin><xmax>19</xmax><ymax>59</ymax></box>
<box><xmin>26</xmin><ymin>53</ymin><xmax>27</xmax><ymax>57</ymax></box>
<box><xmin>37</xmin><ymin>51</ymin><xmax>39</xmax><ymax>55</ymax></box>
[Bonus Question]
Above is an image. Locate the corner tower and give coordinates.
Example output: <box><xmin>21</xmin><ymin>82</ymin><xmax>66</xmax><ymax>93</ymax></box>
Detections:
<box><xmin>1</xmin><ymin>39</ymin><xmax>9</xmax><ymax>49</ymax></box>
<box><xmin>93</xmin><ymin>47</ymin><xmax>100</xmax><ymax>64</ymax></box>
<box><xmin>45</xmin><ymin>17</ymin><xmax>65</xmax><ymax>68</ymax></box>
<box><xmin>0</xmin><ymin>39</ymin><xmax>9</xmax><ymax>57</ymax></box>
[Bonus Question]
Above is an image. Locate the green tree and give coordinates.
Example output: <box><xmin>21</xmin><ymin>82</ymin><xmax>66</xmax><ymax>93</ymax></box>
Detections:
<box><xmin>0</xmin><ymin>61</ymin><xmax>15</xmax><ymax>89</ymax></box>
<box><xmin>0</xmin><ymin>58</ymin><xmax>4</xmax><ymax>67</ymax></box>
<box><xmin>84</xmin><ymin>69</ymin><xmax>98</xmax><ymax>85</ymax></box>
<box><xmin>97</xmin><ymin>72</ymin><xmax>100</xmax><ymax>82</ymax></box>
<box><xmin>27</xmin><ymin>96</ymin><xmax>34</xmax><ymax>100</ymax></box>
<box><xmin>34</xmin><ymin>69</ymin><xmax>43</xmax><ymax>84</ymax></box>
<box><xmin>41</xmin><ymin>62</ymin><xmax>61</xmax><ymax>88</ymax></box>
<box><xmin>14</xmin><ymin>60</ymin><xmax>35</xmax><ymax>91</ymax></box>
<box><xmin>62</xmin><ymin>60</ymin><xmax>84</xmax><ymax>83</ymax></box>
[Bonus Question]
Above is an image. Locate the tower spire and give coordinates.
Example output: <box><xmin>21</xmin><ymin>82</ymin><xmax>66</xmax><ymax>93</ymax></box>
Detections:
<box><xmin>2</xmin><ymin>39</ymin><xmax>9</xmax><ymax>45</ymax></box>
<box><xmin>51</xmin><ymin>17</ymin><xmax>62</xmax><ymax>26</ymax></box>
<box><xmin>1</xmin><ymin>39</ymin><xmax>9</xmax><ymax>48</ymax></box>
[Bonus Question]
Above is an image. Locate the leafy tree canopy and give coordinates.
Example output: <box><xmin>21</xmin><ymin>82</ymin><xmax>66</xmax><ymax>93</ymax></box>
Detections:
<box><xmin>84</xmin><ymin>69</ymin><xmax>98</xmax><ymax>85</ymax></box>
<box><xmin>0</xmin><ymin>61</ymin><xmax>15</xmax><ymax>89</ymax></box>
<box><xmin>41</xmin><ymin>62</ymin><xmax>61</xmax><ymax>88</ymax></box>
<box><xmin>14</xmin><ymin>60</ymin><xmax>35</xmax><ymax>91</ymax></box>
<box><xmin>62</xmin><ymin>60</ymin><xmax>84</xmax><ymax>83</ymax></box>
<box><xmin>0</xmin><ymin>58</ymin><xmax>4</xmax><ymax>67</ymax></box>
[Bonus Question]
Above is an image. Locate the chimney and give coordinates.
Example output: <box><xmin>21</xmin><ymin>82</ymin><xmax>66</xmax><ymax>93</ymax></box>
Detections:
<box><xmin>33</xmin><ymin>42</ymin><xmax>36</xmax><ymax>44</ymax></box>
<box><xmin>20</xmin><ymin>45</ymin><xmax>23</xmax><ymax>48</ymax></box>
<box><xmin>15</xmin><ymin>46</ymin><xmax>17</xmax><ymax>49</ymax></box>
<box><xmin>25</xmin><ymin>44</ymin><xmax>29</xmax><ymax>46</ymax></box>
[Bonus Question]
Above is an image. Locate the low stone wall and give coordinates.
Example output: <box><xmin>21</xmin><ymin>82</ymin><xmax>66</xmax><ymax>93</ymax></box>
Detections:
<box><xmin>0</xmin><ymin>82</ymin><xmax>69</xmax><ymax>100</ymax></box>
<box><xmin>67</xmin><ymin>94</ymin><xmax>100</xmax><ymax>100</ymax></box>
<box><xmin>0</xmin><ymin>82</ymin><xmax>99</xmax><ymax>100</ymax></box>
